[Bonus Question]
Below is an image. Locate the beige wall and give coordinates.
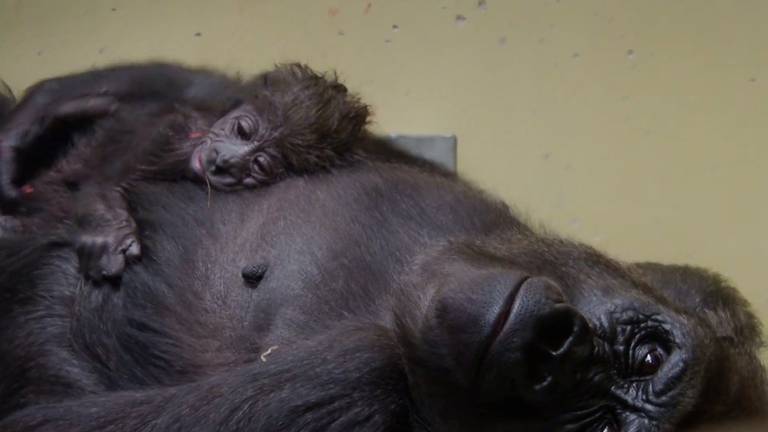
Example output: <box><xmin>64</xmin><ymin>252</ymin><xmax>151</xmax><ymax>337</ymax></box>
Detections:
<box><xmin>1</xmin><ymin>0</ymin><xmax>766</xmax><ymax>345</ymax></box>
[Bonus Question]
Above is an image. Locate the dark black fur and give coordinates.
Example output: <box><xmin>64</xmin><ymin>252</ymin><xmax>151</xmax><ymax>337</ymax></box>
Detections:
<box><xmin>0</xmin><ymin>63</ymin><xmax>369</xmax><ymax>280</ymax></box>
<box><xmin>0</xmin><ymin>161</ymin><xmax>764</xmax><ymax>431</ymax></box>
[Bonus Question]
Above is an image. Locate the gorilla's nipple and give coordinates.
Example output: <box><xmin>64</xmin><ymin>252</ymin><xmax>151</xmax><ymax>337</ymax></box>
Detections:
<box><xmin>241</xmin><ymin>263</ymin><xmax>268</xmax><ymax>287</ymax></box>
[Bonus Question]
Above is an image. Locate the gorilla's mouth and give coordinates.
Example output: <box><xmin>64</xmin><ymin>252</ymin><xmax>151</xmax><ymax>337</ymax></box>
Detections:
<box><xmin>477</xmin><ymin>275</ymin><xmax>530</xmax><ymax>370</ymax></box>
<box><xmin>207</xmin><ymin>175</ymin><xmax>240</xmax><ymax>189</ymax></box>
<box><xmin>189</xmin><ymin>146</ymin><xmax>244</xmax><ymax>190</ymax></box>
<box><xmin>190</xmin><ymin>145</ymin><xmax>207</xmax><ymax>177</ymax></box>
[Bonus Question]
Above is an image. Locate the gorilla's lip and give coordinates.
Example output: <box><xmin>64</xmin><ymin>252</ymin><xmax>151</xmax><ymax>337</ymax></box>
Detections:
<box><xmin>208</xmin><ymin>175</ymin><xmax>240</xmax><ymax>189</ymax></box>
<box><xmin>190</xmin><ymin>146</ymin><xmax>206</xmax><ymax>177</ymax></box>
<box><xmin>477</xmin><ymin>275</ymin><xmax>530</xmax><ymax>371</ymax></box>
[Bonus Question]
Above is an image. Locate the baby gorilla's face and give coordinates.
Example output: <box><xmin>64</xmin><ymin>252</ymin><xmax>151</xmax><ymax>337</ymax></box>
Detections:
<box><xmin>189</xmin><ymin>104</ymin><xmax>283</xmax><ymax>190</ymax></box>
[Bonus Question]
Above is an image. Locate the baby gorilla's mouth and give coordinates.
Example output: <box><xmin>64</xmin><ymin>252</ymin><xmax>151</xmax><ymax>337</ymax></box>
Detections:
<box><xmin>189</xmin><ymin>146</ymin><xmax>239</xmax><ymax>189</ymax></box>
<box><xmin>188</xmin><ymin>144</ymin><xmax>248</xmax><ymax>191</ymax></box>
<box><xmin>189</xmin><ymin>145</ymin><xmax>207</xmax><ymax>178</ymax></box>
<box><xmin>208</xmin><ymin>176</ymin><xmax>240</xmax><ymax>189</ymax></box>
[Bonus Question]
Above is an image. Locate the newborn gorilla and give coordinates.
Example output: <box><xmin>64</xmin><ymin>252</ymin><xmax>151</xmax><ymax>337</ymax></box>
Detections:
<box><xmin>0</xmin><ymin>63</ymin><xmax>368</xmax><ymax>280</ymax></box>
<box><xmin>0</xmin><ymin>162</ymin><xmax>764</xmax><ymax>431</ymax></box>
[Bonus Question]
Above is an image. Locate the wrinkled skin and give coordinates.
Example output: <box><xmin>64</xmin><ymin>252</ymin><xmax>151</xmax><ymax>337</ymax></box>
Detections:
<box><xmin>399</xmin><ymin>241</ymin><xmax>741</xmax><ymax>431</ymax></box>
<box><xmin>0</xmin><ymin>163</ymin><xmax>764</xmax><ymax>431</ymax></box>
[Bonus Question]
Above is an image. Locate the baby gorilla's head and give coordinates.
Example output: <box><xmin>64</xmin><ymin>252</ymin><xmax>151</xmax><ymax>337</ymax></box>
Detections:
<box><xmin>189</xmin><ymin>64</ymin><xmax>369</xmax><ymax>190</ymax></box>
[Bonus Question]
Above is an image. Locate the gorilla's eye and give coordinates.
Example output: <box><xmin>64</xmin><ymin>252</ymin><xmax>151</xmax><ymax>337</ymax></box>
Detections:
<box><xmin>598</xmin><ymin>415</ymin><xmax>619</xmax><ymax>432</ymax></box>
<box><xmin>235</xmin><ymin>118</ymin><xmax>254</xmax><ymax>141</ymax></box>
<box><xmin>633</xmin><ymin>344</ymin><xmax>666</xmax><ymax>377</ymax></box>
<box><xmin>251</xmin><ymin>153</ymin><xmax>271</xmax><ymax>176</ymax></box>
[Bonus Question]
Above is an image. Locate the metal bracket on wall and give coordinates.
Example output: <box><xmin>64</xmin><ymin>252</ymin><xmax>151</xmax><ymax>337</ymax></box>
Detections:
<box><xmin>386</xmin><ymin>134</ymin><xmax>457</xmax><ymax>173</ymax></box>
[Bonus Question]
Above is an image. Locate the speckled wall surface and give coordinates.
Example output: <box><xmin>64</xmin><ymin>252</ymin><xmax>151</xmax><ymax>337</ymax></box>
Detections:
<box><xmin>0</xmin><ymin>0</ymin><xmax>766</xmax><ymax>353</ymax></box>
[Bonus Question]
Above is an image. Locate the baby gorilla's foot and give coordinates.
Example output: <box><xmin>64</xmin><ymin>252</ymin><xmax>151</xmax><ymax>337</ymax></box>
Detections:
<box><xmin>75</xmin><ymin>224</ymin><xmax>141</xmax><ymax>283</ymax></box>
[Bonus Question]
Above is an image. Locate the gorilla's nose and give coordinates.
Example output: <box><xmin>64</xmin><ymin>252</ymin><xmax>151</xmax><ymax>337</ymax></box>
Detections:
<box><xmin>204</xmin><ymin>148</ymin><xmax>231</xmax><ymax>174</ymax></box>
<box><xmin>214</xmin><ymin>151</ymin><xmax>232</xmax><ymax>171</ymax></box>
<box><xmin>534</xmin><ymin>304</ymin><xmax>591</xmax><ymax>359</ymax></box>
<box><xmin>480</xmin><ymin>277</ymin><xmax>594</xmax><ymax>403</ymax></box>
<box><xmin>527</xmin><ymin>302</ymin><xmax>593</xmax><ymax>392</ymax></box>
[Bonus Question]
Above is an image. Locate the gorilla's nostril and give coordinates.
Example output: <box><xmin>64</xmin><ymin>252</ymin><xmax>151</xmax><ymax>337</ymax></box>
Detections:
<box><xmin>538</xmin><ymin>308</ymin><xmax>576</xmax><ymax>355</ymax></box>
<box><xmin>536</xmin><ymin>307</ymin><xmax>590</xmax><ymax>357</ymax></box>
<box><xmin>207</xmin><ymin>151</ymin><xmax>232</xmax><ymax>175</ymax></box>
<box><xmin>215</xmin><ymin>156</ymin><xmax>229</xmax><ymax>170</ymax></box>
<box><xmin>531</xmin><ymin>369</ymin><xmax>553</xmax><ymax>390</ymax></box>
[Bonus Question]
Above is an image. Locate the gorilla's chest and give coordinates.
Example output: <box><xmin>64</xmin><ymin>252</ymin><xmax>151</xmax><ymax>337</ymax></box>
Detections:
<box><xmin>120</xmin><ymin>166</ymin><xmax>516</xmax><ymax>362</ymax></box>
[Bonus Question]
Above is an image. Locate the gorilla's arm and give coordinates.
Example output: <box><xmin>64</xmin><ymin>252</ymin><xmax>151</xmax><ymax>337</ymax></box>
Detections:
<box><xmin>0</xmin><ymin>325</ymin><xmax>410</xmax><ymax>432</ymax></box>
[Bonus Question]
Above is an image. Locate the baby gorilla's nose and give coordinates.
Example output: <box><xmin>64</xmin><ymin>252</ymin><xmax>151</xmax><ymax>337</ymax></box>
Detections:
<box><xmin>214</xmin><ymin>152</ymin><xmax>232</xmax><ymax>171</ymax></box>
<box><xmin>203</xmin><ymin>148</ymin><xmax>231</xmax><ymax>175</ymax></box>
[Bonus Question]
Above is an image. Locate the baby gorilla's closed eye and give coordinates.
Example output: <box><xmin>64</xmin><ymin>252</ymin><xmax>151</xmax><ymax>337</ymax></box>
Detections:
<box><xmin>235</xmin><ymin>117</ymin><xmax>254</xmax><ymax>141</ymax></box>
<box><xmin>250</xmin><ymin>153</ymin><xmax>273</xmax><ymax>179</ymax></box>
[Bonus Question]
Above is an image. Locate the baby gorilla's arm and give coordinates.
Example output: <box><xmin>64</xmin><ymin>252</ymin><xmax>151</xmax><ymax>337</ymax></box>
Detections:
<box><xmin>16</xmin><ymin>106</ymin><xmax>187</xmax><ymax>282</ymax></box>
<box><xmin>0</xmin><ymin>63</ymin><xmax>239</xmax><ymax>206</ymax></box>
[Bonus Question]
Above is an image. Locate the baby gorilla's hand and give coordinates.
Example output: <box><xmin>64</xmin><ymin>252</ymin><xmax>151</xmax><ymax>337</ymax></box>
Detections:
<box><xmin>75</xmin><ymin>216</ymin><xmax>141</xmax><ymax>283</ymax></box>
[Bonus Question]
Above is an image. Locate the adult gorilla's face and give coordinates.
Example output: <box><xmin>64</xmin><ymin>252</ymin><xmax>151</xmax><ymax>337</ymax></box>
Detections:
<box><xmin>397</xmin><ymin>236</ymin><xmax>751</xmax><ymax>431</ymax></box>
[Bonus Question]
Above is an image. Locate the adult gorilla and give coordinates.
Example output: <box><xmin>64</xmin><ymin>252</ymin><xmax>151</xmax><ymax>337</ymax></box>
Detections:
<box><xmin>0</xmin><ymin>96</ymin><xmax>765</xmax><ymax>431</ymax></box>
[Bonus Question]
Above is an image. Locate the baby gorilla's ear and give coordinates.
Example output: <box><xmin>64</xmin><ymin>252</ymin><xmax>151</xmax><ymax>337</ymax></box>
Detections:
<box><xmin>303</xmin><ymin>68</ymin><xmax>370</xmax><ymax>144</ymax></box>
<box><xmin>246</xmin><ymin>64</ymin><xmax>370</xmax><ymax>171</ymax></box>
<box><xmin>277</xmin><ymin>63</ymin><xmax>369</xmax><ymax>139</ymax></box>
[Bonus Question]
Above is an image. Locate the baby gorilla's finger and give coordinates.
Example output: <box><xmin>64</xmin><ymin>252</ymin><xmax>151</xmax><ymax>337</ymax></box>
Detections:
<box><xmin>77</xmin><ymin>236</ymin><xmax>124</xmax><ymax>283</ymax></box>
<box><xmin>120</xmin><ymin>235</ymin><xmax>141</xmax><ymax>261</ymax></box>
<box><xmin>97</xmin><ymin>249</ymin><xmax>126</xmax><ymax>281</ymax></box>
<box><xmin>76</xmin><ymin>237</ymin><xmax>108</xmax><ymax>282</ymax></box>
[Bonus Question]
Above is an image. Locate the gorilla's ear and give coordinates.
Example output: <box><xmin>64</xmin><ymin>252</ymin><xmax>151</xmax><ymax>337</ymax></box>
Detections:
<box><xmin>634</xmin><ymin>262</ymin><xmax>768</xmax><ymax>422</ymax></box>
<box><xmin>633</xmin><ymin>262</ymin><xmax>762</xmax><ymax>346</ymax></box>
